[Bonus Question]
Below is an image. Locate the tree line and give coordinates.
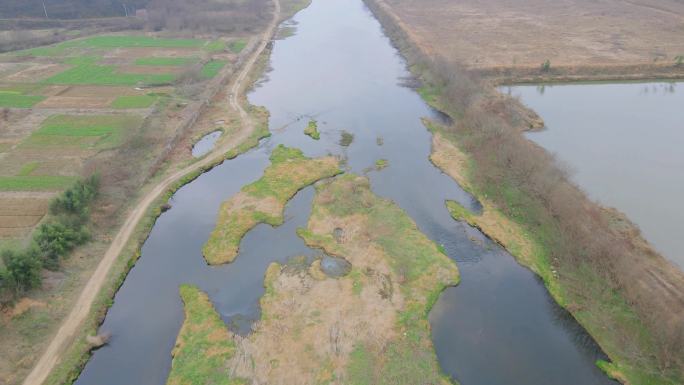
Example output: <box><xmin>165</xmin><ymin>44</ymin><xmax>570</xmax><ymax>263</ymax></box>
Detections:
<box><xmin>0</xmin><ymin>175</ymin><xmax>99</xmax><ymax>305</ymax></box>
<box><xmin>0</xmin><ymin>0</ymin><xmax>149</xmax><ymax>19</ymax></box>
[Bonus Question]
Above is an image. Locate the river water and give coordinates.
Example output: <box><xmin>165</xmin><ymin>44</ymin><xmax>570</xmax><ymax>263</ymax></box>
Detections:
<box><xmin>505</xmin><ymin>82</ymin><xmax>684</xmax><ymax>269</ymax></box>
<box><xmin>74</xmin><ymin>1</ymin><xmax>616</xmax><ymax>384</ymax></box>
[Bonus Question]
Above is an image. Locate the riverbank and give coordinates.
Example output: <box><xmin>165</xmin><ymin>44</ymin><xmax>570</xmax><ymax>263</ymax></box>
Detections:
<box><xmin>481</xmin><ymin>63</ymin><xmax>684</xmax><ymax>85</ymax></box>
<box><xmin>17</xmin><ymin>0</ymin><xmax>297</xmax><ymax>382</ymax></box>
<box><xmin>363</xmin><ymin>0</ymin><xmax>684</xmax><ymax>383</ymax></box>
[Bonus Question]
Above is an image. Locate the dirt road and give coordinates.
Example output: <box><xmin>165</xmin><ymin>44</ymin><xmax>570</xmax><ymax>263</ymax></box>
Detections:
<box><xmin>21</xmin><ymin>1</ymin><xmax>281</xmax><ymax>384</ymax></box>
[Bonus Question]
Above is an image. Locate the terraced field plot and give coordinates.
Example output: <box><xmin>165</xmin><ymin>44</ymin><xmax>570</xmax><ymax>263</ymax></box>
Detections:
<box><xmin>0</xmin><ymin>32</ymin><xmax>236</xmax><ymax>246</ymax></box>
<box><xmin>24</xmin><ymin>114</ymin><xmax>143</xmax><ymax>150</ymax></box>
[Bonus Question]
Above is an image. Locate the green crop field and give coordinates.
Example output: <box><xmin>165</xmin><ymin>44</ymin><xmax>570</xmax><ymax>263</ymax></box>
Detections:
<box><xmin>201</xmin><ymin>60</ymin><xmax>227</xmax><ymax>78</ymax></box>
<box><xmin>45</xmin><ymin>61</ymin><xmax>175</xmax><ymax>85</ymax></box>
<box><xmin>18</xmin><ymin>162</ymin><xmax>41</xmax><ymax>176</ymax></box>
<box><xmin>111</xmin><ymin>95</ymin><xmax>159</xmax><ymax>109</ymax></box>
<box><xmin>228</xmin><ymin>39</ymin><xmax>247</xmax><ymax>53</ymax></box>
<box><xmin>26</xmin><ymin>114</ymin><xmax>143</xmax><ymax>149</ymax></box>
<box><xmin>0</xmin><ymin>175</ymin><xmax>76</xmax><ymax>191</ymax></box>
<box><xmin>62</xmin><ymin>35</ymin><xmax>206</xmax><ymax>49</ymax></box>
<box><xmin>134</xmin><ymin>57</ymin><xmax>196</xmax><ymax>66</ymax></box>
<box><xmin>206</xmin><ymin>40</ymin><xmax>227</xmax><ymax>52</ymax></box>
<box><xmin>0</xmin><ymin>92</ymin><xmax>45</xmax><ymax>108</ymax></box>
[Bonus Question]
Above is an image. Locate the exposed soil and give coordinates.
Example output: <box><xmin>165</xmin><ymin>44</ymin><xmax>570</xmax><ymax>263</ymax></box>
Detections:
<box><xmin>0</xmin><ymin>194</ymin><xmax>51</xmax><ymax>239</ymax></box>
<box><xmin>4</xmin><ymin>63</ymin><xmax>69</xmax><ymax>82</ymax></box>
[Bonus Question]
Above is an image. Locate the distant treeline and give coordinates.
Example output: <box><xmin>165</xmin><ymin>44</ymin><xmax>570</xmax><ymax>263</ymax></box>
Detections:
<box><xmin>0</xmin><ymin>0</ymin><xmax>149</xmax><ymax>19</ymax></box>
<box><xmin>146</xmin><ymin>0</ymin><xmax>272</xmax><ymax>33</ymax></box>
<box><xmin>0</xmin><ymin>176</ymin><xmax>99</xmax><ymax>304</ymax></box>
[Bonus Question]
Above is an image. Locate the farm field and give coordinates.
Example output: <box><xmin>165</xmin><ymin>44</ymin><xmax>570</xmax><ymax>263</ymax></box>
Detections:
<box><xmin>374</xmin><ymin>0</ymin><xmax>684</xmax><ymax>77</ymax></box>
<box><xmin>0</xmin><ymin>26</ymin><xmax>262</xmax><ymax>384</ymax></box>
<box><xmin>0</xmin><ymin>32</ymin><xmax>247</xmax><ymax>243</ymax></box>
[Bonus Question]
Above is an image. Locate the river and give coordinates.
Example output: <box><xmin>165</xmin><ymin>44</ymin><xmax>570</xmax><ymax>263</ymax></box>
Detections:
<box><xmin>74</xmin><ymin>1</ymin><xmax>617</xmax><ymax>384</ymax></box>
<box><xmin>505</xmin><ymin>82</ymin><xmax>684</xmax><ymax>270</ymax></box>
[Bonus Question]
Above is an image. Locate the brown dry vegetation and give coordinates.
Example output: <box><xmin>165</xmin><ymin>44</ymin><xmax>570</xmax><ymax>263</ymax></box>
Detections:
<box><xmin>172</xmin><ymin>174</ymin><xmax>458</xmax><ymax>385</ymax></box>
<box><xmin>365</xmin><ymin>0</ymin><xmax>684</xmax><ymax>383</ymax></box>
<box><xmin>377</xmin><ymin>0</ymin><xmax>684</xmax><ymax>82</ymax></box>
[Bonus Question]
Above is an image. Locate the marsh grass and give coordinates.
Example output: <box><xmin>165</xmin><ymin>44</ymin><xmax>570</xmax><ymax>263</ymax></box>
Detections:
<box><xmin>167</xmin><ymin>285</ymin><xmax>248</xmax><ymax>385</ymax></box>
<box><xmin>303</xmin><ymin>119</ymin><xmax>320</xmax><ymax>140</ymax></box>
<box><xmin>202</xmin><ymin>145</ymin><xmax>340</xmax><ymax>264</ymax></box>
<box><xmin>304</xmin><ymin>175</ymin><xmax>458</xmax><ymax>385</ymax></box>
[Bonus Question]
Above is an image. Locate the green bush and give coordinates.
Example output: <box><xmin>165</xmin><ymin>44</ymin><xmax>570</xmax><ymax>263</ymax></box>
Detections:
<box><xmin>49</xmin><ymin>174</ymin><xmax>99</xmax><ymax>217</ymax></box>
<box><xmin>2</xmin><ymin>247</ymin><xmax>42</xmax><ymax>292</ymax></box>
<box><xmin>541</xmin><ymin>59</ymin><xmax>551</xmax><ymax>72</ymax></box>
<box><xmin>34</xmin><ymin>221</ymin><xmax>90</xmax><ymax>270</ymax></box>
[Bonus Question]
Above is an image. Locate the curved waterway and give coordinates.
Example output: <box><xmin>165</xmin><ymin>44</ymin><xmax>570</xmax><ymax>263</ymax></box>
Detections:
<box><xmin>505</xmin><ymin>82</ymin><xmax>684</xmax><ymax>270</ymax></box>
<box><xmin>75</xmin><ymin>0</ymin><xmax>617</xmax><ymax>384</ymax></box>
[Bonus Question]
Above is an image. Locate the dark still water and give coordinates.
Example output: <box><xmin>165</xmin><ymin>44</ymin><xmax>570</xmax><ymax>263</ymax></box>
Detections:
<box><xmin>506</xmin><ymin>82</ymin><xmax>684</xmax><ymax>270</ymax></box>
<box><xmin>75</xmin><ymin>0</ymin><xmax>616</xmax><ymax>384</ymax></box>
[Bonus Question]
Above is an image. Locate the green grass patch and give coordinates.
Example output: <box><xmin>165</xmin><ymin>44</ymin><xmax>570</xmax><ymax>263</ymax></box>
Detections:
<box><xmin>134</xmin><ymin>57</ymin><xmax>196</xmax><ymax>66</ymax></box>
<box><xmin>304</xmin><ymin>119</ymin><xmax>320</xmax><ymax>140</ymax></box>
<box><xmin>44</xmin><ymin>61</ymin><xmax>175</xmax><ymax>86</ymax></box>
<box><xmin>0</xmin><ymin>175</ymin><xmax>76</xmax><ymax>191</ymax></box>
<box><xmin>228</xmin><ymin>39</ymin><xmax>247</xmax><ymax>54</ymax></box>
<box><xmin>28</xmin><ymin>114</ymin><xmax>142</xmax><ymax>149</ymax></box>
<box><xmin>206</xmin><ymin>40</ymin><xmax>227</xmax><ymax>52</ymax></box>
<box><xmin>202</xmin><ymin>145</ymin><xmax>341</xmax><ymax>265</ymax></box>
<box><xmin>167</xmin><ymin>284</ymin><xmax>247</xmax><ymax>385</ymax></box>
<box><xmin>346</xmin><ymin>344</ymin><xmax>376</xmax><ymax>385</ymax></box>
<box><xmin>200</xmin><ymin>60</ymin><xmax>227</xmax><ymax>78</ymax></box>
<box><xmin>16</xmin><ymin>45</ymin><xmax>69</xmax><ymax>57</ymax></box>
<box><xmin>0</xmin><ymin>92</ymin><xmax>45</xmax><ymax>108</ymax></box>
<box><xmin>18</xmin><ymin>161</ymin><xmax>40</xmax><ymax>176</ymax></box>
<box><xmin>111</xmin><ymin>95</ymin><xmax>158</xmax><ymax>109</ymax></box>
<box><xmin>63</xmin><ymin>35</ymin><xmax>206</xmax><ymax>49</ymax></box>
<box><xmin>375</xmin><ymin>159</ymin><xmax>388</xmax><ymax>170</ymax></box>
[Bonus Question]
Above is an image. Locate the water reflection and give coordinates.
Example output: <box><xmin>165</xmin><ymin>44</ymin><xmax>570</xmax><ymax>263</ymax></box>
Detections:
<box><xmin>509</xmin><ymin>81</ymin><xmax>684</xmax><ymax>268</ymax></box>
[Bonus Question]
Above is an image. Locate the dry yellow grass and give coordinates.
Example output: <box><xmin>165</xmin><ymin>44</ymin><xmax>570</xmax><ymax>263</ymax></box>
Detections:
<box><xmin>220</xmin><ymin>174</ymin><xmax>457</xmax><ymax>384</ymax></box>
<box><xmin>378</xmin><ymin>0</ymin><xmax>684</xmax><ymax>71</ymax></box>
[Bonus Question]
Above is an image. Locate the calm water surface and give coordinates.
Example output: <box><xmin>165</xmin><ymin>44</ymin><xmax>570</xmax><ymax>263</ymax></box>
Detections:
<box><xmin>505</xmin><ymin>83</ymin><xmax>684</xmax><ymax>269</ymax></box>
<box><xmin>192</xmin><ymin>130</ymin><xmax>222</xmax><ymax>157</ymax></box>
<box><xmin>75</xmin><ymin>1</ymin><xmax>616</xmax><ymax>384</ymax></box>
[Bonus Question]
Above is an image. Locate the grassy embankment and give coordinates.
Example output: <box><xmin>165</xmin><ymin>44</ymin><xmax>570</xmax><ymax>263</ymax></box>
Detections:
<box><xmin>15</xmin><ymin>23</ymin><xmax>280</xmax><ymax>385</ymax></box>
<box><xmin>172</xmin><ymin>174</ymin><xmax>459</xmax><ymax>384</ymax></box>
<box><xmin>39</xmin><ymin>104</ymin><xmax>270</xmax><ymax>385</ymax></box>
<box><xmin>303</xmin><ymin>119</ymin><xmax>320</xmax><ymax>139</ymax></box>
<box><xmin>362</xmin><ymin>0</ymin><xmax>684</xmax><ymax>383</ymax></box>
<box><xmin>37</xmin><ymin>39</ymin><xmax>279</xmax><ymax>384</ymax></box>
<box><xmin>166</xmin><ymin>285</ymin><xmax>247</xmax><ymax>385</ymax></box>
<box><xmin>202</xmin><ymin>145</ymin><xmax>341</xmax><ymax>265</ymax></box>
